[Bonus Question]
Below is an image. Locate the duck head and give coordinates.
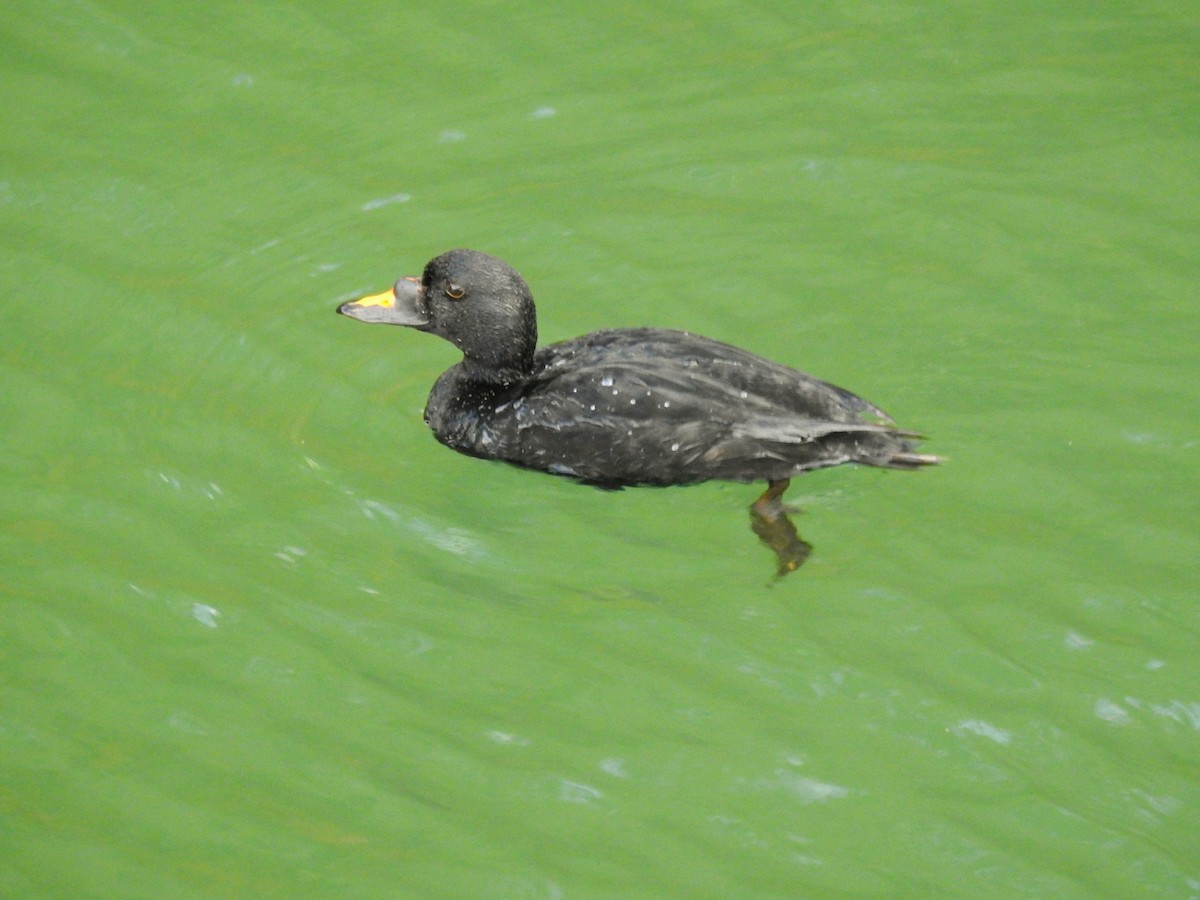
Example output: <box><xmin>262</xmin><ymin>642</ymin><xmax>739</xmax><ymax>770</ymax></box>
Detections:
<box><xmin>338</xmin><ymin>248</ymin><xmax>538</xmax><ymax>384</ymax></box>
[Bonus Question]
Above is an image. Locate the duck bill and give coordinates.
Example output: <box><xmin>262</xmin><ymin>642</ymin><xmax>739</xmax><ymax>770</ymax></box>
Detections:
<box><xmin>336</xmin><ymin>276</ymin><xmax>428</xmax><ymax>327</ymax></box>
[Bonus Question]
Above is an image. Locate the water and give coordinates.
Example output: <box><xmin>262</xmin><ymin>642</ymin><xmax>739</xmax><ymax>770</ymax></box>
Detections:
<box><xmin>3</xmin><ymin>1</ymin><xmax>1199</xmax><ymax>896</ymax></box>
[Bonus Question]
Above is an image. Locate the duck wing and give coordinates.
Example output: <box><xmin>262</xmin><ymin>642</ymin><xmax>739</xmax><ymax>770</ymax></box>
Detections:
<box><xmin>541</xmin><ymin>328</ymin><xmax>896</xmax><ymax>423</ymax></box>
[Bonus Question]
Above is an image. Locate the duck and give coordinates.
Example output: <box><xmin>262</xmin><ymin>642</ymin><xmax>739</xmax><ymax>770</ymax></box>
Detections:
<box><xmin>337</xmin><ymin>249</ymin><xmax>938</xmax><ymax>574</ymax></box>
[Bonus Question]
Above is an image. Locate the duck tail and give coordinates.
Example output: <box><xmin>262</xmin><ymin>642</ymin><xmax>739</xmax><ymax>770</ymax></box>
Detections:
<box><xmin>882</xmin><ymin>449</ymin><xmax>942</xmax><ymax>469</ymax></box>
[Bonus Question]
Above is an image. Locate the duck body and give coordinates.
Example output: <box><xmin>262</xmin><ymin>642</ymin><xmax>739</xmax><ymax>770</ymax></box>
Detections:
<box><xmin>424</xmin><ymin>326</ymin><xmax>929</xmax><ymax>490</ymax></box>
<box><xmin>338</xmin><ymin>249</ymin><xmax>937</xmax><ymax>495</ymax></box>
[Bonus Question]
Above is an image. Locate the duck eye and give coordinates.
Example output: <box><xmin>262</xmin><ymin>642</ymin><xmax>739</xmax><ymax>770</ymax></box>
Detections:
<box><xmin>445</xmin><ymin>283</ymin><xmax>466</xmax><ymax>300</ymax></box>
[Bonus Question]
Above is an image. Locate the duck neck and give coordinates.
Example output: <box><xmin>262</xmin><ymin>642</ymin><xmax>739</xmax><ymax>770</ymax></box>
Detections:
<box><xmin>461</xmin><ymin>353</ymin><xmax>534</xmax><ymax>386</ymax></box>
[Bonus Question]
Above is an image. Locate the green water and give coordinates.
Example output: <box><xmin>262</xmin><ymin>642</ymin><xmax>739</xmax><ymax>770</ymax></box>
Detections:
<box><xmin>3</xmin><ymin>1</ymin><xmax>1198</xmax><ymax>896</ymax></box>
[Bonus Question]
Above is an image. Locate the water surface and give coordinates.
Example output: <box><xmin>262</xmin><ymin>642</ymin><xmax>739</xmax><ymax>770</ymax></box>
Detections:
<box><xmin>3</xmin><ymin>2</ymin><xmax>1198</xmax><ymax>896</ymax></box>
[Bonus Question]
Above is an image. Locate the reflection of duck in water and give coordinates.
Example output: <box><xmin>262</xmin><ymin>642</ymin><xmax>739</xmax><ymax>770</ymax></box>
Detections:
<box><xmin>338</xmin><ymin>249</ymin><xmax>939</xmax><ymax>576</ymax></box>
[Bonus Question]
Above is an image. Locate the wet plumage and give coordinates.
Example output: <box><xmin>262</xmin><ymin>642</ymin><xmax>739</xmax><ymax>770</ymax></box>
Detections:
<box><xmin>338</xmin><ymin>248</ymin><xmax>937</xmax><ymax>502</ymax></box>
